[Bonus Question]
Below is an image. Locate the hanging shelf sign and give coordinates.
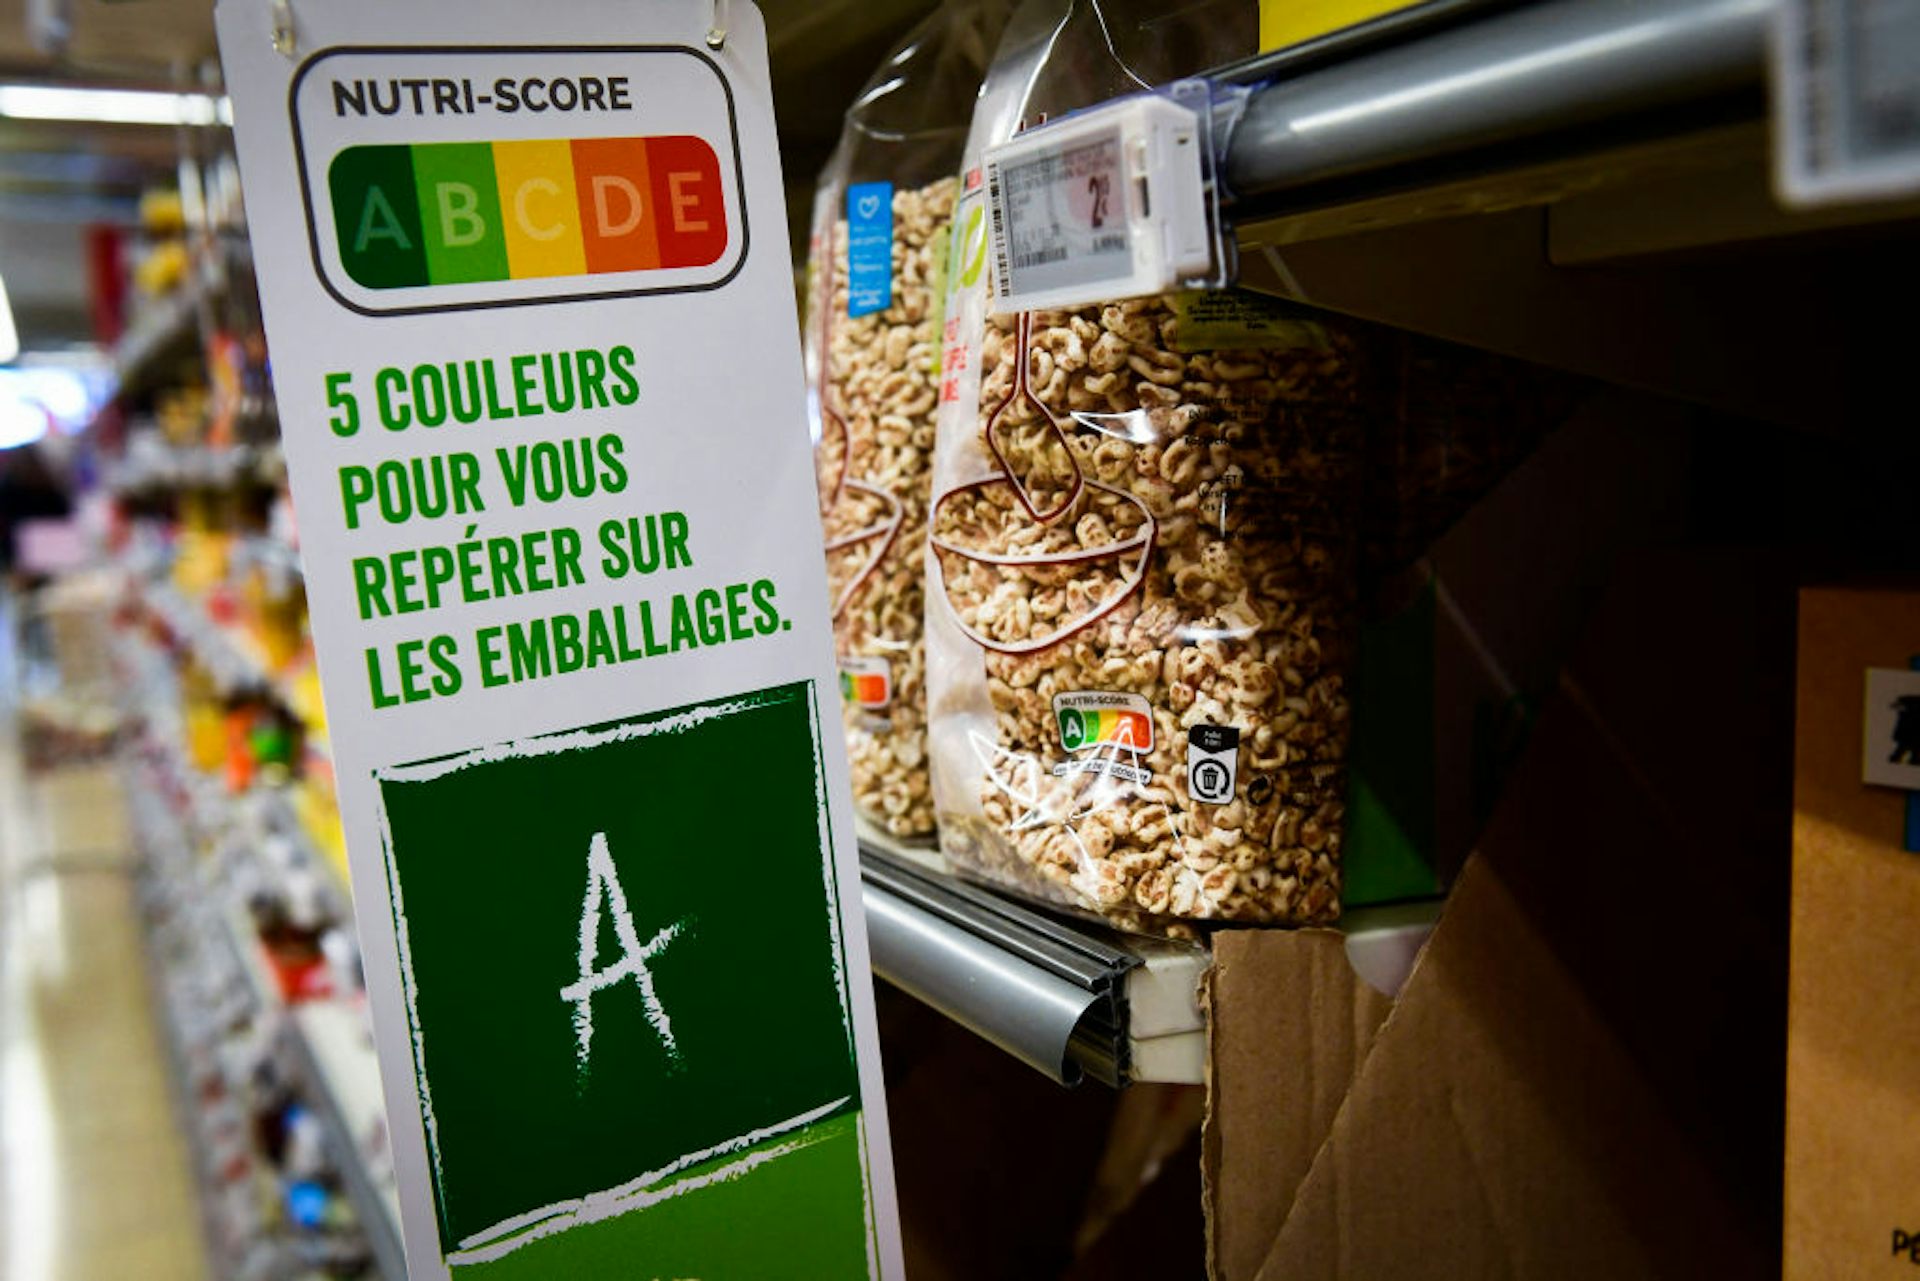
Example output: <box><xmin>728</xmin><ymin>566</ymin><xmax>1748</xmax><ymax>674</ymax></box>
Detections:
<box><xmin>214</xmin><ymin>1</ymin><xmax>904</xmax><ymax>1276</ymax></box>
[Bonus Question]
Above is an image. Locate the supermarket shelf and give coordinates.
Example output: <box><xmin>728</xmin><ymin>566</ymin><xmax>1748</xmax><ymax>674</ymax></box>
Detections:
<box><xmin>858</xmin><ymin>841</ymin><xmax>1441</xmax><ymax>1087</ymax></box>
<box><xmin>1218</xmin><ymin>0</ymin><xmax>1770</xmax><ymax>233</ymax></box>
<box><xmin>218</xmin><ymin>898</ymin><xmax>282</xmax><ymax>1016</ymax></box>
<box><xmin>1199</xmin><ymin>0</ymin><xmax>1908</xmax><ymax>431</ymax></box>
<box><xmin>107</xmin><ymin>438</ymin><xmax>284</xmax><ymax>495</ymax></box>
<box><xmin>135</xmin><ymin>909</ymin><xmax>229</xmax><ymax>1274</ymax></box>
<box><xmin>110</xmin><ymin>285</ymin><xmax>205</xmax><ymax>405</ymax></box>
<box><xmin>858</xmin><ymin>841</ymin><xmax>1208</xmax><ymax>1087</ymax></box>
<box><xmin>127</xmin><ymin>764</ymin><xmax>360</xmax><ymax>1274</ymax></box>
<box><xmin>1342</xmin><ymin>899</ymin><xmax>1444</xmax><ymax>997</ymax></box>
<box><xmin>256</xmin><ymin>784</ymin><xmax>354</xmax><ymax>918</ymax></box>
<box><xmin>143</xmin><ymin>580</ymin><xmax>269</xmax><ymax>698</ymax></box>
<box><xmin>127</xmin><ymin>691</ymin><xmax>395</xmax><ymax>1277</ymax></box>
<box><xmin>1125</xmin><ymin>936</ymin><xmax>1211</xmax><ymax>1085</ymax></box>
<box><xmin>129</xmin><ymin>687</ymin><xmax>348</xmax><ymax>928</ymax></box>
<box><xmin>235</xmin><ymin>533</ymin><xmax>305</xmax><ymax>585</ymax></box>
<box><xmin>140</xmin><ymin>578</ymin><xmax>329</xmax><ymax>756</ymax></box>
<box><xmin>287</xmin><ymin>1002</ymin><xmax>406</xmax><ymax>1281</ymax></box>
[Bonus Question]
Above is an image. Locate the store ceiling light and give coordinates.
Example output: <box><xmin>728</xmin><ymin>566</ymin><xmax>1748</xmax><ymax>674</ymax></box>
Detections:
<box><xmin>0</xmin><ymin>84</ymin><xmax>230</xmax><ymax>127</ymax></box>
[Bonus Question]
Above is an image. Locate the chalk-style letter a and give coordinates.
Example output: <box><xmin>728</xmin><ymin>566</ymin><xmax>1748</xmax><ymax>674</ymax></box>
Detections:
<box><xmin>559</xmin><ymin>832</ymin><xmax>686</xmax><ymax>1079</ymax></box>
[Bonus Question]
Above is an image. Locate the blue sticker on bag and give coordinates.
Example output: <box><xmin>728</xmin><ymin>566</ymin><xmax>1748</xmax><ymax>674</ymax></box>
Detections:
<box><xmin>846</xmin><ymin>181</ymin><xmax>893</xmax><ymax>317</ymax></box>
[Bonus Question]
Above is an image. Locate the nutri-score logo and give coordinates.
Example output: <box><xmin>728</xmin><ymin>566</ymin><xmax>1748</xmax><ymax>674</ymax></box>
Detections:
<box><xmin>1051</xmin><ymin>691</ymin><xmax>1153</xmax><ymax>786</ymax></box>
<box><xmin>328</xmin><ymin>135</ymin><xmax>726</xmax><ymax>290</ymax></box>
<box><xmin>1054</xmin><ymin>691</ymin><xmax>1152</xmax><ymax>753</ymax></box>
<box><xmin>291</xmin><ymin>48</ymin><xmax>746</xmax><ymax>313</ymax></box>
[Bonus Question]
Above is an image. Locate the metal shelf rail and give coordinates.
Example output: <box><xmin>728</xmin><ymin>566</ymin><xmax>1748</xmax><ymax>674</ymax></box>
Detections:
<box><xmin>1216</xmin><ymin>0</ymin><xmax>1771</xmax><ymax>227</ymax></box>
<box><xmin>858</xmin><ymin>842</ymin><xmax>1208</xmax><ymax>1087</ymax></box>
<box><xmin>1200</xmin><ymin>0</ymin><xmax>1864</xmax><ymax>433</ymax></box>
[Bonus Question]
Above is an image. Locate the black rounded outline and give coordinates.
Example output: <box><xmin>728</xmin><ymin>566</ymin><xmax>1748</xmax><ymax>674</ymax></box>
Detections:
<box><xmin>289</xmin><ymin>43</ymin><xmax>750</xmax><ymax>317</ymax></box>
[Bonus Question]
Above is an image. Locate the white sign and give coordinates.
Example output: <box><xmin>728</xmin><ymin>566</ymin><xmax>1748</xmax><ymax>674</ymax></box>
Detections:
<box><xmin>215</xmin><ymin>2</ymin><xmax>902</xmax><ymax>1277</ymax></box>
<box><xmin>1863</xmin><ymin>666</ymin><xmax>1920</xmax><ymax>790</ymax></box>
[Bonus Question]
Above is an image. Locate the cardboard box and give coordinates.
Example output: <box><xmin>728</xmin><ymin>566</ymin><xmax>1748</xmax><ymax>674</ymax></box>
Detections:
<box><xmin>1785</xmin><ymin>588</ymin><xmax>1920</xmax><ymax>1278</ymax></box>
<box><xmin>1205</xmin><ymin>549</ymin><xmax>1793</xmax><ymax>1278</ymax></box>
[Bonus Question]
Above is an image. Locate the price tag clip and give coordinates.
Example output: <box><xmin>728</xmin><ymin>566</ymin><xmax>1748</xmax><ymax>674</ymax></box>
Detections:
<box><xmin>984</xmin><ymin>79</ymin><xmax>1242</xmax><ymax>314</ymax></box>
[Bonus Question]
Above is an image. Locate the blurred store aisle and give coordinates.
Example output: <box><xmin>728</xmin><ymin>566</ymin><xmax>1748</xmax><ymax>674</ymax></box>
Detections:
<box><xmin>0</xmin><ymin>596</ymin><xmax>208</xmax><ymax>1281</ymax></box>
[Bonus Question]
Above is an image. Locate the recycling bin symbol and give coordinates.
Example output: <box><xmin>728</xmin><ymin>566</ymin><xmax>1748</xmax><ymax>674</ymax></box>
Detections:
<box><xmin>1186</xmin><ymin>724</ymin><xmax>1241</xmax><ymax>805</ymax></box>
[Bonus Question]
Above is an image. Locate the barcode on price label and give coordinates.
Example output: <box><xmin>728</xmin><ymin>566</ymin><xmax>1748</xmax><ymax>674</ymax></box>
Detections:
<box><xmin>988</xmin><ymin>127</ymin><xmax>1132</xmax><ymax>302</ymax></box>
<box><xmin>1775</xmin><ymin>0</ymin><xmax>1920</xmax><ymax>204</ymax></box>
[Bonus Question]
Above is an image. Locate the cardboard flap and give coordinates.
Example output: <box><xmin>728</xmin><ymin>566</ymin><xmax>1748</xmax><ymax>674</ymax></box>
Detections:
<box><xmin>1248</xmin><ymin>551</ymin><xmax>1792</xmax><ymax>1279</ymax></box>
<box><xmin>1254</xmin><ymin>856</ymin><xmax>1762</xmax><ymax>1281</ymax></box>
<box><xmin>1203</xmin><ymin>928</ymin><xmax>1392</xmax><ymax>1281</ymax></box>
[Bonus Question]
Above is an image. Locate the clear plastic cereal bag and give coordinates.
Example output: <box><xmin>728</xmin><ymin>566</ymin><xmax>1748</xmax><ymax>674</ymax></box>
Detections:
<box><xmin>807</xmin><ymin>0</ymin><xmax>1011</xmax><ymax>841</ymax></box>
<box><xmin>926</xmin><ymin>0</ymin><xmax>1372</xmax><ymax>932</ymax></box>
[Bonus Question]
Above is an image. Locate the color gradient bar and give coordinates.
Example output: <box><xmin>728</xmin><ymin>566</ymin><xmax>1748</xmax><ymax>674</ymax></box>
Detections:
<box><xmin>840</xmin><ymin>672</ymin><xmax>889</xmax><ymax>708</ymax></box>
<box><xmin>1057</xmin><ymin>707</ymin><xmax>1151</xmax><ymax>751</ymax></box>
<box><xmin>328</xmin><ymin>135</ymin><xmax>724</xmax><ymax>290</ymax></box>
